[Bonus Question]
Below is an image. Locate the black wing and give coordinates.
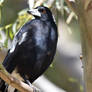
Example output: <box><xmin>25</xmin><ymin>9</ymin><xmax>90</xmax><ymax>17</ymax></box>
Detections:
<box><xmin>3</xmin><ymin>23</ymin><xmax>33</xmax><ymax>73</ymax></box>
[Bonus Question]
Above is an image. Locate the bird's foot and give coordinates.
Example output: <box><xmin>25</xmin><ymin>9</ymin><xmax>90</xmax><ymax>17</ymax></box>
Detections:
<box><xmin>31</xmin><ymin>85</ymin><xmax>41</xmax><ymax>92</ymax></box>
<box><xmin>25</xmin><ymin>80</ymin><xmax>41</xmax><ymax>92</ymax></box>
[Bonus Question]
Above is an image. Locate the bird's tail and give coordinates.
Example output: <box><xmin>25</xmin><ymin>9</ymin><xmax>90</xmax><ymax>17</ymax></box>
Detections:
<box><xmin>0</xmin><ymin>78</ymin><xmax>7</xmax><ymax>92</ymax></box>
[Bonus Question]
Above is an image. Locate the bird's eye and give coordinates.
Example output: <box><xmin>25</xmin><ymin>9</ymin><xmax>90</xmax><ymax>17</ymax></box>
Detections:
<box><xmin>39</xmin><ymin>9</ymin><xmax>46</xmax><ymax>14</ymax></box>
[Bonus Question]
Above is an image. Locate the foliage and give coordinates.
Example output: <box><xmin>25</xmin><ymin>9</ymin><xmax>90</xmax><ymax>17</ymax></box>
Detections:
<box><xmin>0</xmin><ymin>7</ymin><xmax>33</xmax><ymax>48</ymax></box>
<box><xmin>0</xmin><ymin>0</ymin><xmax>77</xmax><ymax>49</ymax></box>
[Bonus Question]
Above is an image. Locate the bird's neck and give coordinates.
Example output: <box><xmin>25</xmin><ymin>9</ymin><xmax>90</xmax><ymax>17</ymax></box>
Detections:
<box><xmin>35</xmin><ymin>16</ymin><xmax>54</xmax><ymax>23</ymax></box>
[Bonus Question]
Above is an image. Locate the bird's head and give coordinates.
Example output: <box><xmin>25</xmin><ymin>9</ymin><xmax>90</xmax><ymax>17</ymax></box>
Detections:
<box><xmin>27</xmin><ymin>6</ymin><xmax>54</xmax><ymax>21</ymax></box>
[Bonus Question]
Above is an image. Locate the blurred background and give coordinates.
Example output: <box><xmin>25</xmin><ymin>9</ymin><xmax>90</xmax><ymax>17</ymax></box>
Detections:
<box><xmin>0</xmin><ymin>0</ymin><xmax>84</xmax><ymax>92</ymax></box>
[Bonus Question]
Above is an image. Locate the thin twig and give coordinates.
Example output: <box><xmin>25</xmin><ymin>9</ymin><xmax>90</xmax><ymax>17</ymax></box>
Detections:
<box><xmin>65</xmin><ymin>0</ymin><xmax>77</xmax><ymax>15</ymax></box>
<box><xmin>34</xmin><ymin>0</ymin><xmax>47</xmax><ymax>8</ymax></box>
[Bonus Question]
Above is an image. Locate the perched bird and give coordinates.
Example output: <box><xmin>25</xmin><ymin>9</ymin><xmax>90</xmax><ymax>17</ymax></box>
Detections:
<box><xmin>0</xmin><ymin>6</ymin><xmax>58</xmax><ymax>91</ymax></box>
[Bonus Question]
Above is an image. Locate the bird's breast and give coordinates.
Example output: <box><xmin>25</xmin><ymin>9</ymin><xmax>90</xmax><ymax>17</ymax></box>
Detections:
<box><xmin>34</xmin><ymin>29</ymin><xmax>48</xmax><ymax>51</ymax></box>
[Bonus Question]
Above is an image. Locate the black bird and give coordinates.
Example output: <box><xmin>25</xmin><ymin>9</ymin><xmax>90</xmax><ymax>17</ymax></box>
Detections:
<box><xmin>0</xmin><ymin>6</ymin><xmax>58</xmax><ymax>91</ymax></box>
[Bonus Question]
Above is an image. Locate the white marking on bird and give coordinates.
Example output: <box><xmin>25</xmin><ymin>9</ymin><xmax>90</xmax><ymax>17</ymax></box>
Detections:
<box><xmin>19</xmin><ymin>32</ymin><xmax>27</xmax><ymax>45</ymax></box>
<box><xmin>10</xmin><ymin>39</ymin><xmax>17</xmax><ymax>53</ymax></box>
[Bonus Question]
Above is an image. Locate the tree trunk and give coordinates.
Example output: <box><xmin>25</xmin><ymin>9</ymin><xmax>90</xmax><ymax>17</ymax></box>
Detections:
<box><xmin>76</xmin><ymin>0</ymin><xmax>92</xmax><ymax>92</ymax></box>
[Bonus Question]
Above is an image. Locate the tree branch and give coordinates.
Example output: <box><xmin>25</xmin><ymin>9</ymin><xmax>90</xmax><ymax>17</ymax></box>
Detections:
<box><xmin>65</xmin><ymin>0</ymin><xmax>77</xmax><ymax>15</ymax></box>
<box><xmin>0</xmin><ymin>63</ymin><xmax>39</xmax><ymax>92</ymax></box>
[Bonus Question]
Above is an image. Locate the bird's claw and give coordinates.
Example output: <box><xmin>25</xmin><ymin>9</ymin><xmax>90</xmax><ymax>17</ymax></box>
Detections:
<box><xmin>32</xmin><ymin>86</ymin><xmax>41</xmax><ymax>92</ymax></box>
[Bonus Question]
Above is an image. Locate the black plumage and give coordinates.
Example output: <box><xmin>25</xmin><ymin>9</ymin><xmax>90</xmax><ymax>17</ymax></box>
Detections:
<box><xmin>0</xmin><ymin>6</ymin><xmax>58</xmax><ymax>91</ymax></box>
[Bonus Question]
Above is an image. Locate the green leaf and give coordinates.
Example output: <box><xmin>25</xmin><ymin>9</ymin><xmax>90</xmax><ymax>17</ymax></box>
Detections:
<box><xmin>80</xmin><ymin>85</ymin><xmax>83</xmax><ymax>92</ymax></box>
<box><xmin>68</xmin><ymin>77</ymin><xmax>77</xmax><ymax>83</ymax></box>
<box><xmin>18</xmin><ymin>8</ymin><xmax>28</xmax><ymax>16</ymax></box>
<box><xmin>50</xmin><ymin>63</ymin><xmax>54</xmax><ymax>68</ymax></box>
<box><xmin>9</xmin><ymin>29</ymin><xmax>14</xmax><ymax>40</ymax></box>
<box><xmin>0</xmin><ymin>33</ymin><xmax>2</xmax><ymax>40</ymax></box>
<box><xmin>4</xmin><ymin>38</ymin><xmax>8</xmax><ymax>48</ymax></box>
<box><xmin>5</xmin><ymin>24</ymin><xmax>12</xmax><ymax>30</ymax></box>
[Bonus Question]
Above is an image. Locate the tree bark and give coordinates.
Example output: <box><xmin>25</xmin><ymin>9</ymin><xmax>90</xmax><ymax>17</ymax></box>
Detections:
<box><xmin>65</xmin><ymin>0</ymin><xmax>92</xmax><ymax>92</ymax></box>
<box><xmin>76</xmin><ymin>0</ymin><xmax>92</xmax><ymax>92</ymax></box>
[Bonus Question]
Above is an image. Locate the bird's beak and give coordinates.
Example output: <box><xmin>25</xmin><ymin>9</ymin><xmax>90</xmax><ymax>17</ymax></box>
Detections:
<box><xmin>27</xmin><ymin>9</ymin><xmax>41</xmax><ymax>17</ymax></box>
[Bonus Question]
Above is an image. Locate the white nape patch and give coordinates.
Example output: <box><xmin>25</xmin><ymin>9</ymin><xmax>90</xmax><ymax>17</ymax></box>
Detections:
<box><xmin>19</xmin><ymin>32</ymin><xmax>27</xmax><ymax>45</ymax></box>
